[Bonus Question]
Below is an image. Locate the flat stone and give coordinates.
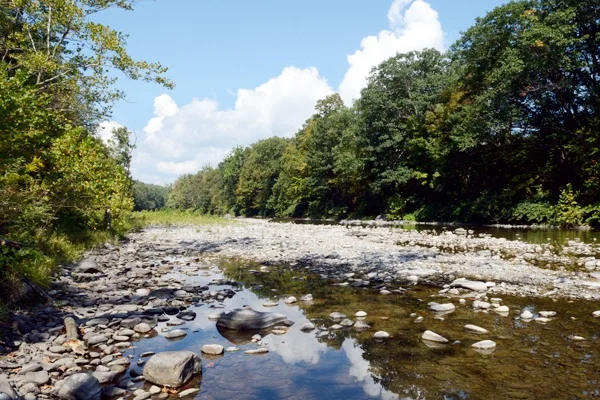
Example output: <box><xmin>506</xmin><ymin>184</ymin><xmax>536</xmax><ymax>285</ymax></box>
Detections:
<box><xmin>429</xmin><ymin>303</ymin><xmax>455</xmax><ymax>312</ymax></box>
<box><xmin>464</xmin><ymin>324</ymin><xmax>489</xmax><ymax>334</ymax></box>
<box><xmin>422</xmin><ymin>330</ymin><xmax>448</xmax><ymax>343</ymax></box>
<box><xmin>329</xmin><ymin>312</ymin><xmax>346</xmax><ymax>320</ymax></box>
<box><xmin>143</xmin><ymin>351</ymin><xmax>202</xmax><ymax>388</ymax></box>
<box><xmin>339</xmin><ymin>318</ymin><xmax>354</xmax><ymax>327</ymax></box>
<box><xmin>472</xmin><ymin>300</ymin><xmax>491</xmax><ymax>310</ymax></box>
<box><xmin>472</xmin><ymin>340</ymin><xmax>496</xmax><ymax>350</ymax></box>
<box><xmin>86</xmin><ymin>318</ymin><xmax>109</xmax><ymax>327</ymax></box>
<box><xmin>179</xmin><ymin>388</ymin><xmax>200</xmax><ymax>397</ymax></box>
<box><xmin>201</xmin><ymin>344</ymin><xmax>224</xmax><ymax>355</ymax></box>
<box><xmin>262</xmin><ymin>302</ymin><xmax>278</xmax><ymax>307</ymax></box>
<box><xmin>23</xmin><ymin>371</ymin><xmax>49</xmax><ymax>385</ymax></box>
<box><xmin>451</xmin><ymin>279</ymin><xmax>488</xmax><ymax>292</ymax></box>
<box><xmin>355</xmin><ymin>311</ymin><xmax>367</xmax><ymax>318</ymax></box>
<box><xmin>87</xmin><ymin>335</ymin><xmax>109</xmax><ymax>346</ymax></box>
<box><xmin>164</xmin><ymin>329</ymin><xmax>187</xmax><ymax>339</ymax></box>
<box><xmin>539</xmin><ymin>311</ymin><xmax>556</xmax><ymax>318</ymax></box>
<box><xmin>494</xmin><ymin>306</ymin><xmax>510</xmax><ymax>313</ymax></box>
<box><xmin>244</xmin><ymin>348</ymin><xmax>268</xmax><ymax>355</ymax></box>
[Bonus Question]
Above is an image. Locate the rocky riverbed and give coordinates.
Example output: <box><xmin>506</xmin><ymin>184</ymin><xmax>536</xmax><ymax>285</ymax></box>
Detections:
<box><xmin>1</xmin><ymin>219</ymin><xmax>600</xmax><ymax>400</ymax></box>
<box><xmin>155</xmin><ymin>218</ymin><xmax>600</xmax><ymax>299</ymax></box>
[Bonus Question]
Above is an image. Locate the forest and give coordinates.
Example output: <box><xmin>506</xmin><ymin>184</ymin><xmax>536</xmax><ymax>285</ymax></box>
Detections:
<box><xmin>0</xmin><ymin>0</ymin><xmax>171</xmax><ymax>301</ymax></box>
<box><xmin>164</xmin><ymin>0</ymin><xmax>600</xmax><ymax>228</ymax></box>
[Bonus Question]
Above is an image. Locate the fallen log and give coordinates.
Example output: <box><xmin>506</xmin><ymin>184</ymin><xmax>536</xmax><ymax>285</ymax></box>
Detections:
<box><xmin>63</xmin><ymin>317</ymin><xmax>86</xmax><ymax>355</ymax></box>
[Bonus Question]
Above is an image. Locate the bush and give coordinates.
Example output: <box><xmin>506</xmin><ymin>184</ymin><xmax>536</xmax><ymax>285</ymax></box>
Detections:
<box><xmin>553</xmin><ymin>184</ymin><xmax>583</xmax><ymax>228</ymax></box>
<box><xmin>511</xmin><ymin>202</ymin><xmax>553</xmax><ymax>224</ymax></box>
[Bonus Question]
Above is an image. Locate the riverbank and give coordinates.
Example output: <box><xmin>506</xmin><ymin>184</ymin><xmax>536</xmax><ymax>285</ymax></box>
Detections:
<box><xmin>2</xmin><ymin>219</ymin><xmax>600</xmax><ymax>399</ymax></box>
<box><xmin>149</xmin><ymin>218</ymin><xmax>600</xmax><ymax>299</ymax></box>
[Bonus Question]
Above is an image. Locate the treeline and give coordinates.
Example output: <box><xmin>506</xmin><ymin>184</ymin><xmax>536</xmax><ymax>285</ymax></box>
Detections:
<box><xmin>0</xmin><ymin>0</ymin><xmax>170</xmax><ymax>300</ymax></box>
<box><xmin>167</xmin><ymin>0</ymin><xmax>600</xmax><ymax>227</ymax></box>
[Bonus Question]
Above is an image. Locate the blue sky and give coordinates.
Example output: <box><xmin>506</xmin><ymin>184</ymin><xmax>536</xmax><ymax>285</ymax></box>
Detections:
<box><xmin>95</xmin><ymin>0</ymin><xmax>508</xmax><ymax>184</ymax></box>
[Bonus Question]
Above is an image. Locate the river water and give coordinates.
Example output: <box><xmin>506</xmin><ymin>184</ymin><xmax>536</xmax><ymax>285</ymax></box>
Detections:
<box><xmin>124</xmin><ymin>256</ymin><xmax>600</xmax><ymax>400</ymax></box>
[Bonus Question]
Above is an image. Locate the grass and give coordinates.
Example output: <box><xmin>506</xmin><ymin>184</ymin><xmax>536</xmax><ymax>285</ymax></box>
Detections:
<box><xmin>130</xmin><ymin>209</ymin><xmax>231</xmax><ymax>227</ymax></box>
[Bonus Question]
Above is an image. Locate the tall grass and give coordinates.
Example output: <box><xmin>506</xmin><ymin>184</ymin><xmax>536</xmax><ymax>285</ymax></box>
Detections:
<box><xmin>131</xmin><ymin>209</ymin><xmax>231</xmax><ymax>227</ymax></box>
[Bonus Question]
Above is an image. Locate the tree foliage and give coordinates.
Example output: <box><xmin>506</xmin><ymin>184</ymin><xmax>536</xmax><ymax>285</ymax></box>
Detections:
<box><xmin>167</xmin><ymin>0</ymin><xmax>599</xmax><ymax>227</ymax></box>
<box><xmin>1</xmin><ymin>0</ymin><xmax>171</xmax><ymax>298</ymax></box>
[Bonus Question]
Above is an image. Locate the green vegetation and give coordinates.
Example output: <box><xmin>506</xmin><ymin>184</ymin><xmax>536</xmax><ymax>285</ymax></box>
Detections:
<box><xmin>0</xmin><ymin>0</ymin><xmax>171</xmax><ymax>305</ymax></box>
<box><xmin>133</xmin><ymin>210</ymin><xmax>230</xmax><ymax>226</ymax></box>
<box><xmin>132</xmin><ymin>180</ymin><xmax>171</xmax><ymax>211</ymax></box>
<box><xmin>166</xmin><ymin>0</ymin><xmax>600</xmax><ymax>228</ymax></box>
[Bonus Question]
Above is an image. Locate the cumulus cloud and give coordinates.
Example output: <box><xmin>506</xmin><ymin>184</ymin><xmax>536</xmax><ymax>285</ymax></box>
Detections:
<box><xmin>338</xmin><ymin>0</ymin><xmax>445</xmax><ymax>104</ymax></box>
<box><xmin>131</xmin><ymin>66</ymin><xmax>332</xmax><ymax>183</ymax></box>
<box><xmin>128</xmin><ymin>0</ymin><xmax>445</xmax><ymax>184</ymax></box>
<box><xmin>95</xmin><ymin>120</ymin><xmax>124</xmax><ymax>144</ymax></box>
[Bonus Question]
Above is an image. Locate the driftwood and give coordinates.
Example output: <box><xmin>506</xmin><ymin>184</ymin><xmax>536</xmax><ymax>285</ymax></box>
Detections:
<box><xmin>63</xmin><ymin>317</ymin><xmax>86</xmax><ymax>355</ymax></box>
<box><xmin>0</xmin><ymin>237</ymin><xmax>24</xmax><ymax>249</ymax></box>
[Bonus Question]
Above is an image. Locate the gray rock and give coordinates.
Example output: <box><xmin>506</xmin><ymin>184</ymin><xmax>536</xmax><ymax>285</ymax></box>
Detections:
<box><xmin>422</xmin><ymin>330</ymin><xmax>449</xmax><ymax>343</ymax></box>
<box><xmin>133</xmin><ymin>323</ymin><xmax>152</xmax><ymax>334</ymax></box>
<box><xmin>57</xmin><ymin>373</ymin><xmax>101</xmax><ymax>400</ymax></box>
<box><xmin>23</xmin><ymin>371</ymin><xmax>49</xmax><ymax>385</ymax></box>
<box><xmin>179</xmin><ymin>388</ymin><xmax>200</xmax><ymax>397</ymax></box>
<box><xmin>428</xmin><ymin>303</ymin><xmax>455</xmax><ymax>312</ymax></box>
<box><xmin>0</xmin><ymin>374</ymin><xmax>21</xmax><ymax>400</ymax></box>
<box><xmin>216</xmin><ymin>307</ymin><xmax>288</xmax><ymax>330</ymax></box>
<box><xmin>164</xmin><ymin>330</ymin><xmax>187</xmax><ymax>339</ymax></box>
<box><xmin>300</xmin><ymin>323</ymin><xmax>316</xmax><ymax>331</ymax></box>
<box><xmin>373</xmin><ymin>331</ymin><xmax>389</xmax><ymax>339</ymax></box>
<box><xmin>451</xmin><ymin>278</ymin><xmax>488</xmax><ymax>292</ymax></box>
<box><xmin>77</xmin><ymin>258</ymin><xmax>102</xmax><ymax>274</ymax></box>
<box><xmin>200</xmin><ymin>344</ymin><xmax>224</xmax><ymax>355</ymax></box>
<box><xmin>142</xmin><ymin>351</ymin><xmax>201</xmax><ymax>388</ymax></box>
<box><xmin>91</xmin><ymin>370</ymin><xmax>118</xmax><ymax>384</ymax></box>
<box><xmin>87</xmin><ymin>335</ymin><xmax>108</xmax><ymax>346</ymax></box>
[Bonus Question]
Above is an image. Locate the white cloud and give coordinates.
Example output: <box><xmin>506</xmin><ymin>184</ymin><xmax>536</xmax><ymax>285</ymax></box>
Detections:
<box><xmin>132</xmin><ymin>66</ymin><xmax>333</xmax><ymax>183</ymax></box>
<box><xmin>338</xmin><ymin>0</ymin><xmax>444</xmax><ymax>104</ymax></box>
<box><xmin>128</xmin><ymin>0</ymin><xmax>445</xmax><ymax>184</ymax></box>
<box><xmin>96</xmin><ymin>120</ymin><xmax>124</xmax><ymax>144</ymax></box>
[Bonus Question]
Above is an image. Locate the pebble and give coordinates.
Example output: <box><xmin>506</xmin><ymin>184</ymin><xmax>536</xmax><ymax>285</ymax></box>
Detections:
<box><xmin>179</xmin><ymin>388</ymin><xmax>200</xmax><ymax>397</ymax></box>
<box><xmin>373</xmin><ymin>331</ymin><xmax>390</xmax><ymax>340</ymax></box>
<box><xmin>284</xmin><ymin>296</ymin><xmax>297</xmax><ymax>304</ymax></box>
<box><xmin>520</xmin><ymin>310</ymin><xmax>534</xmax><ymax>319</ymax></box>
<box><xmin>133</xmin><ymin>323</ymin><xmax>152</xmax><ymax>333</ymax></box>
<box><xmin>300</xmin><ymin>322</ymin><xmax>316</xmax><ymax>331</ymax></box>
<box><xmin>244</xmin><ymin>348</ymin><xmax>269</xmax><ymax>355</ymax></box>
<box><xmin>539</xmin><ymin>311</ymin><xmax>556</xmax><ymax>318</ymax></box>
<box><xmin>429</xmin><ymin>303</ymin><xmax>455</xmax><ymax>312</ymax></box>
<box><xmin>472</xmin><ymin>340</ymin><xmax>496</xmax><ymax>350</ymax></box>
<box><xmin>355</xmin><ymin>311</ymin><xmax>367</xmax><ymax>318</ymax></box>
<box><xmin>464</xmin><ymin>324</ymin><xmax>489</xmax><ymax>334</ymax></box>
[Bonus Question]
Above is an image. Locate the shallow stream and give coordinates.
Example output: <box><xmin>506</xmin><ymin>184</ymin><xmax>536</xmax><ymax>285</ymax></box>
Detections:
<box><xmin>125</xmin><ymin>257</ymin><xmax>600</xmax><ymax>400</ymax></box>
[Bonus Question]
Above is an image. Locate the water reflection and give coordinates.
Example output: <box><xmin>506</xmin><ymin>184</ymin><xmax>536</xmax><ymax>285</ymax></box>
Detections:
<box><xmin>125</xmin><ymin>257</ymin><xmax>600</xmax><ymax>399</ymax></box>
<box><xmin>342</xmin><ymin>339</ymin><xmax>400</xmax><ymax>400</ymax></box>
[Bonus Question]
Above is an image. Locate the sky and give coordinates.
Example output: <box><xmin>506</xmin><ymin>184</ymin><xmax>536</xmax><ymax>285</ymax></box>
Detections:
<box><xmin>95</xmin><ymin>0</ymin><xmax>508</xmax><ymax>185</ymax></box>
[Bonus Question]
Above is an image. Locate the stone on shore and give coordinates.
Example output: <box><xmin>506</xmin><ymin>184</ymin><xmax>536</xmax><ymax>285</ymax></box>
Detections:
<box><xmin>143</xmin><ymin>351</ymin><xmax>202</xmax><ymax>388</ymax></box>
<box><xmin>57</xmin><ymin>373</ymin><xmax>101</xmax><ymax>400</ymax></box>
<box><xmin>374</xmin><ymin>331</ymin><xmax>390</xmax><ymax>340</ymax></box>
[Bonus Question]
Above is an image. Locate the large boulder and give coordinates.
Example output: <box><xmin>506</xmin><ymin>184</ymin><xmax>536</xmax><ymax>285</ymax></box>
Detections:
<box><xmin>216</xmin><ymin>307</ymin><xmax>288</xmax><ymax>330</ymax></box>
<box><xmin>57</xmin><ymin>373</ymin><xmax>101</xmax><ymax>400</ymax></box>
<box><xmin>143</xmin><ymin>351</ymin><xmax>201</xmax><ymax>388</ymax></box>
